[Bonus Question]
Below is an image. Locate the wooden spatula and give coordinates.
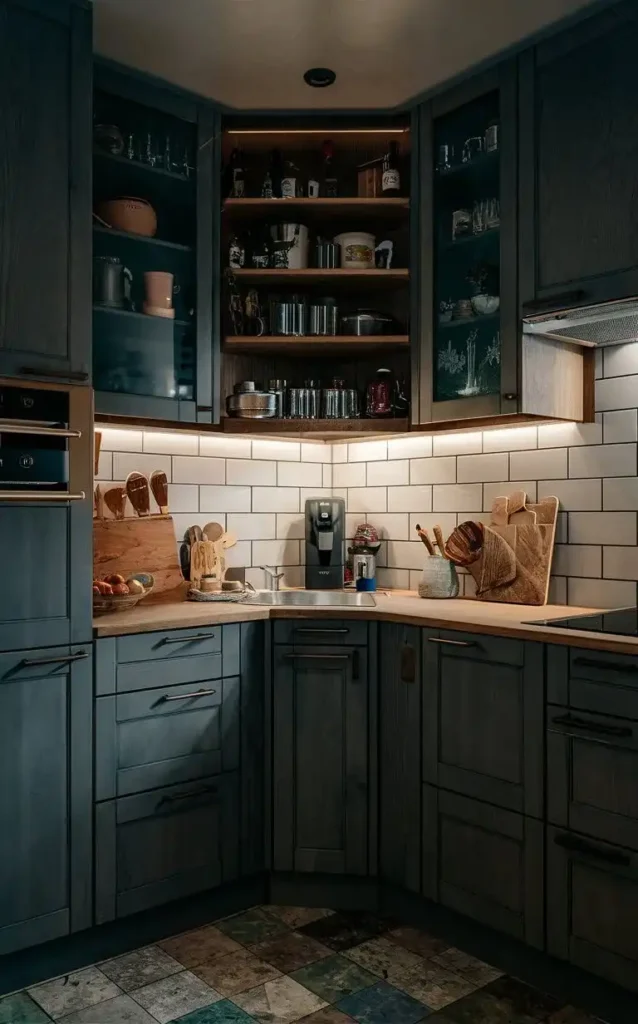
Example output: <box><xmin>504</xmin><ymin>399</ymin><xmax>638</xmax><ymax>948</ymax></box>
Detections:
<box><xmin>125</xmin><ymin>472</ymin><xmax>150</xmax><ymax>517</ymax></box>
<box><xmin>150</xmin><ymin>470</ymin><xmax>169</xmax><ymax>515</ymax></box>
<box><xmin>104</xmin><ymin>486</ymin><xmax>126</xmax><ymax>520</ymax></box>
<box><xmin>203</xmin><ymin>522</ymin><xmax>224</xmax><ymax>543</ymax></box>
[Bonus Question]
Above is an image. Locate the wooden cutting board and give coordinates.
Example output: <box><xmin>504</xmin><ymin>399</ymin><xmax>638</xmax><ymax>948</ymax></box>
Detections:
<box><xmin>94</xmin><ymin>515</ymin><xmax>184</xmax><ymax>595</ymax></box>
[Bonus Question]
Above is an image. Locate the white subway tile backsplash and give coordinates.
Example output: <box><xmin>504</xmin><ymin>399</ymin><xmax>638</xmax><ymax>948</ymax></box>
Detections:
<box><xmin>569</xmin><ymin>443</ymin><xmax>636</xmax><ymax>479</ymax></box>
<box><xmin>569</xmin><ymin>511</ymin><xmax>637</xmax><ymax>546</ymax></box>
<box><xmin>333</xmin><ymin>462</ymin><xmax>365</xmax><ymax>488</ymax></box>
<box><xmin>483</xmin><ymin>481</ymin><xmax>537</xmax><ymax>512</ymax></box>
<box><xmin>168</xmin><ymin>484</ymin><xmax>199</xmax><ymax>513</ymax></box>
<box><xmin>510</xmin><ymin>448</ymin><xmax>567</xmax><ymax>480</ymax></box>
<box><xmin>367</xmin><ymin>460</ymin><xmax>409</xmax><ymax>486</ymax></box>
<box><xmin>172</xmin><ymin>456</ymin><xmax>225</xmax><ymax>485</ymax></box>
<box><xmin>596</xmin><ymin>375</ymin><xmax>638</xmax><ymax>411</ymax></box>
<box><xmin>322</xmin><ymin>465</ymin><xmax>333</xmax><ymax>488</ymax></box>
<box><xmin>537</xmin><ymin>420</ymin><xmax>602</xmax><ymax>448</ymax></box>
<box><xmin>387</xmin><ymin>435</ymin><xmax>433</xmax><ymax>460</ymax></box>
<box><xmin>227</xmin><ymin>513</ymin><xmax>276</xmax><ymax>540</ymax></box>
<box><xmin>301</xmin><ymin>442</ymin><xmax>331</xmax><ymax>463</ymax></box>
<box><xmin>347</xmin><ymin>487</ymin><xmax>387</xmax><ymax>513</ymax></box>
<box><xmin>348</xmin><ymin>440</ymin><xmax>387</xmax><ymax>462</ymax></box>
<box><xmin>433</xmin><ymin>483</ymin><xmax>482</xmax><ymax>512</ymax></box>
<box><xmin>225</xmin><ymin>540</ymin><xmax>252</xmax><ymax>569</ymax></box>
<box><xmin>95</xmin><ymin>451</ymin><xmax>113</xmax><ymax>480</ymax></box>
<box><xmin>252</xmin><ymin>539</ymin><xmax>300</xmax><ymax>566</ymax></box>
<box><xmin>409</xmin><ymin>512</ymin><xmax>457</xmax><ymax>540</ymax></box>
<box><xmin>547</xmin><ymin>576</ymin><xmax>567</xmax><ymax>605</ymax></box>
<box><xmin>604</xmin><ymin>341</ymin><xmax>638</xmax><ymax>378</ymax></box>
<box><xmin>568</xmin><ymin>577</ymin><xmax>636</xmax><ymax>609</ymax></box>
<box><xmin>276</xmin><ymin>514</ymin><xmax>305</xmax><ymax>540</ymax></box>
<box><xmin>199</xmin><ymin>436</ymin><xmax>252</xmax><ymax>459</ymax></box>
<box><xmin>388</xmin><ymin>485</ymin><xmax>432</xmax><ymax>513</ymax></box>
<box><xmin>278</xmin><ymin>461</ymin><xmax>323</xmax><ymax>487</ymax></box>
<box><xmin>555</xmin><ymin>512</ymin><xmax>568</xmax><ymax>544</ymax></box>
<box><xmin>345</xmin><ymin>514</ymin><xmax>361</xmax><ymax>539</ymax></box>
<box><xmin>226</xmin><ymin>459</ymin><xmax>276</xmax><ymax>486</ymax></box>
<box><xmin>377</xmin><ymin>568</ymin><xmax>411</xmax><ymax>590</ymax></box>
<box><xmin>143</xmin><ymin>431</ymin><xmax>198</xmax><ymax>456</ymax></box>
<box><xmin>603</xmin><ymin>546</ymin><xmax>638</xmax><ymax>581</ymax></box>
<box><xmin>98</xmin><ymin>427</ymin><xmax>144</xmax><ymax>452</ymax></box>
<box><xmin>252</xmin><ymin>439</ymin><xmax>300</xmax><ymax>462</ymax></box>
<box><xmin>386</xmin><ymin>541</ymin><xmax>428</xmax><ymax>570</ymax></box>
<box><xmin>300</xmin><ymin>488</ymin><xmax>333</xmax><ymax>507</ymax></box>
<box><xmin>366</xmin><ymin>514</ymin><xmax>410</xmax><ymax>541</ymax></box>
<box><xmin>410</xmin><ymin>457</ymin><xmax>456</xmax><ymax>485</ymax></box>
<box><xmin>200</xmin><ymin>485</ymin><xmax>251</xmax><ymax>512</ymax></box>
<box><xmin>252</xmin><ymin>487</ymin><xmax>299</xmax><ymax>512</ymax></box>
<box><xmin>603</xmin><ymin>477</ymin><xmax>638</xmax><ymax>510</ymax></box>
<box><xmin>332</xmin><ymin>444</ymin><xmax>348</xmax><ymax>463</ymax></box>
<box><xmin>540</xmin><ymin>479</ymin><xmax>601</xmax><ymax>511</ymax></box>
<box><xmin>112</xmin><ymin>452</ymin><xmax>172</xmax><ymax>481</ymax></box>
<box><xmin>432</xmin><ymin>432</ymin><xmax>482</xmax><ymax>456</ymax></box>
<box><xmin>482</xmin><ymin>426</ymin><xmax>537</xmax><ymax>452</ymax></box>
<box><xmin>603</xmin><ymin>409</ymin><xmax>638</xmax><ymax>444</ymax></box>
<box><xmin>457</xmin><ymin>453</ymin><xmax>508</xmax><ymax>483</ymax></box>
<box><xmin>552</xmin><ymin>544</ymin><xmax>601</xmax><ymax>578</ymax></box>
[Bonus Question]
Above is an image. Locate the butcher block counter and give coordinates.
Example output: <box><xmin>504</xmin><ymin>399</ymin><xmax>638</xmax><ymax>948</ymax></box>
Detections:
<box><xmin>93</xmin><ymin>591</ymin><xmax>638</xmax><ymax>654</ymax></box>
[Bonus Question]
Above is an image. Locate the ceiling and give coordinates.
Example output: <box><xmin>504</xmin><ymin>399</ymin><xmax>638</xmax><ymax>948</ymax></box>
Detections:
<box><xmin>93</xmin><ymin>0</ymin><xmax>596</xmax><ymax>111</ymax></box>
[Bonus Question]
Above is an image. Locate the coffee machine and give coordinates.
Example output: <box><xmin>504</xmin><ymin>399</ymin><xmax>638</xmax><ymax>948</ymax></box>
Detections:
<box><xmin>305</xmin><ymin>497</ymin><xmax>345</xmax><ymax>589</ymax></box>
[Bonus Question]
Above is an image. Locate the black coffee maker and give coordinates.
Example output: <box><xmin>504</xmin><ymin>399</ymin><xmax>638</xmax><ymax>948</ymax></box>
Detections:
<box><xmin>305</xmin><ymin>497</ymin><xmax>345</xmax><ymax>589</ymax></box>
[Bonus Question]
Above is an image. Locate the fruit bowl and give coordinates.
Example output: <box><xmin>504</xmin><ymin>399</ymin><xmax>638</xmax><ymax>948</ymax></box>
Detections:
<box><xmin>92</xmin><ymin>573</ymin><xmax>154</xmax><ymax>615</ymax></box>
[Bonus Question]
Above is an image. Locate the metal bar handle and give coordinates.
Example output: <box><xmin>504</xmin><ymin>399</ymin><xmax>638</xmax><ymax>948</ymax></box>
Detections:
<box><xmin>21</xmin><ymin>651</ymin><xmax>89</xmax><ymax>667</ymax></box>
<box><xmin>0</xmin><ymin>491</ymin><xmax>85</xmax><ymax>501</ymax></box>
<box><xmin>284</xmin><ymin>653</ymin><xmax>350</xmax><ymax>661</ymax></box>
<box><xmin>160</xmin><ymin>633</ymin><xmax>216</xmax><ymax>644</ymax></box>
<box><xmin>573</xmin><ymin>656</ymin><xmax>638</xmax><ymax>675</ymax></box>
<box><xmin>428</xmin><ymin>637</ymin><xmax>476</xmax><ymax>648</ymax></box>
<box><xmin>20</xmin><ymin>367</ymin><xmax>89</xmax><ymax>382</ymax></box>
<box><xmin>551</xmin><ymin>713</ymin><xmax>633</xmax><ymax>739</ymax></box>
<box><xmin>554</xmin><ymin>831</ymin><xmax>630</xmax><ymax>867</ymax></box>
<box><xmin>158</xmin><ymin>785</ymin><xmax>218</xmax><ymax>808</ymax></box>
<box><xmin>294</xmin><ymin>628</ymin><xmax>350</xmax><ymax>634</ymax></box>
<box><xmin>161</xmin><ymin>688</ymin><xmax>217</xmax><ymax>702</ymax></box>
<box><xmin>0</xmin><ymin>423</ymin><xmax>81</xmax><ymax>438</ymax></box>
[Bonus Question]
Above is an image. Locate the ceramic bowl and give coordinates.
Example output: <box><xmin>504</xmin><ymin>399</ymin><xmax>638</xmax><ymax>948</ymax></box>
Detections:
<box><xmin>471</xmin><ymin>294</ymin><xmax>500</xmax><ymax>316</ymax></box>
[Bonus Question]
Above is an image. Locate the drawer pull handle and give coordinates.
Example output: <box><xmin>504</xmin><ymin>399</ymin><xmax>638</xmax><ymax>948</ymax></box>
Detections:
<box><xmin>428</xmin><ymin>637</ymin><xmax>476</xmax><ymax>648</ymax></box>
<box><xmin>0</xmin><ymin>423</ymin><xmax>81</xmax><ymax>438</ymax></box>
<box><xmin>158</xmin><ymin>785</ymin><xmax>218</xmax><ymax>808</ymax></box>
<box><xmin>294</xmin><ymin>628</ymin><xmax>350</xmax><ymax>634</ymax></box>
<box><xmin>160</xmin><ymin>633</ymin><xmax>216</xmax><ymax>645</ymax></box>
<box><xmin>551</xmin><ymin>713</ymin><xmax>633</xmax><ymax>739</ymax></box>
<box><xmin>554</xmin><ymin>832</ymin><xmax>631</xmax><ymax>867</ymax></box>
<box><xmin>20</xmin><ymin>367</ymin><xmax>89</xmax><ymax>382</ymax></box>
<box><xmin>285</xmin><ymin>654</ymin><xmax>350</xmax><ymax>660</ymax></box>
<box><xmin>573</xmin><ymin>656</ymin><xmax>638</xmax><ymax>675</ymax></box>
<box><xmin>161</xmin><ymin>688</ymin><xmax>217</xmax><ymax>702</ymax></box>
<box><xmin>0</xmin><ymin>491</ymin><xmax>85</xmax><ymax>502</ymax></box>
<box><xmin>21</xmin><ymin>651</ymin><xmax>88</xmax><ymax>667</ymax></box>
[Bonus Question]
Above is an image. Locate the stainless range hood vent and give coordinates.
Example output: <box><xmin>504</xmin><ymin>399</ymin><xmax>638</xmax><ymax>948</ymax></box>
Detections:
<box><xmin>523</xmin><ymin>296</ymin><xmax>638</xmax><ymax>348</ymax></box>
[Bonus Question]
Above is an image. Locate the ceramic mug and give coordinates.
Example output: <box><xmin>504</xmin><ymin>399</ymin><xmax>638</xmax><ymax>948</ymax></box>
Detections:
<box><xmin>143</xmin><ymin>271</ymin><xmax>179</xmax><ymax>316</ymax></box>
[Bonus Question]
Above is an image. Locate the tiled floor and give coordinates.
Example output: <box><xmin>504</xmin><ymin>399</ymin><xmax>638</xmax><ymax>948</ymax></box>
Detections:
<box><xmin>0</xmin><ymin>907</ymin><xmax>604</xmax><ymax>1024</ymax></box>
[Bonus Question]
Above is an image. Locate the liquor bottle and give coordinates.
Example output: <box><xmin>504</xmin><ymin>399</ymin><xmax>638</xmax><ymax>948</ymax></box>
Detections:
<box><xmin>281</xmin><ymin>158</ymin><xmax>300</xmax><ymax>198</ymax></box>
<box><xmin>261</xmin><ymin>163</ymin><xmax>274</xmax><ymax>199</ymax></box>
<box><xmin>322</xmin><ymin>139</ymin><xmax>338</xmax><ymax>197</ymax></box>
<box><xmin>269</xmin><ymin>148</ymin><xmax>284</xmax><ymax>198</ymax></box>
<box><xmin>228</xmin><ymin>148</ymin><xmax>245</xmax><ymax>198</ymax></box>
<box><xmin>381</xmin><ymin>141</ymin><xmax>401</xmax><ymax>195</ymax></box>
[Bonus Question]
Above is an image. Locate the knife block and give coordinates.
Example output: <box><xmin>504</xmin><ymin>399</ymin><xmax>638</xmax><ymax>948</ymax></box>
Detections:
<box><xmin>93</xmin><ymin>515</ymin><xmax>184</xmax><ymax>595</ymax></box>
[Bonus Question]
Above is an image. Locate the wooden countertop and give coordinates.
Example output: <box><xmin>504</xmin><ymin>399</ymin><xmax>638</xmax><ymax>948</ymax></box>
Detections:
<box><xmin>93</xmin><ymin>591</ymin><xmax>638</xmax><ymax>654</ymax></box>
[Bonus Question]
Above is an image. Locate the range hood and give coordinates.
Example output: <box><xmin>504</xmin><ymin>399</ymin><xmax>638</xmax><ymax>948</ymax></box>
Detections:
<box><xmin>523</xmin><ymin>296</ymin><xmax>638</xmax><ymax>348</ymax></box>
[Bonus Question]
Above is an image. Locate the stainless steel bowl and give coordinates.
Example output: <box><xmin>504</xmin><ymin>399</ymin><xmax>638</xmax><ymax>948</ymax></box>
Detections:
<box><xmin>226</xmin><ymin>391</ymin><xmax>277</xmax><ymax>418</ymax></box>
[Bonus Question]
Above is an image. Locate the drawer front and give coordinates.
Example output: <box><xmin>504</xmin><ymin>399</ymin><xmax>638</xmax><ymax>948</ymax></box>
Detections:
<box><xmin>549</xmin><ymin>645</ymin><xmax>638</xmax><ymax>717</ymax></box>
<box><xmin>117</xmin><ymin>652</ymin><xmax>222</xmax><ymax>694</ymax></box>
<box><xmin>117</xmin><ymin>627</ymin><xmax>222</xmax><ymax>664</ymax></box>
<box><xmin>426</xmin><ymin>629</ymin><xmax>524</xmax><ymax>666</ymax></box>
<box><xmin>273</xmin><ymin>619</ymin><xmax>368</xmax><ymax>646</ymax></box>
<box><xmin>95</xmin><ymin>773</ymin><xmax>239</xmax><ymax>923</ymax></box>
<box><xmin>547</xmin><ymin>825</ymin><xmax>638</xmax><ymax>992</ymax></box>
<box><xmin>547</xmin><ymin>707</ymin><xmax>638</xmax><ymax>850</ymax></box>
<box><xmin>96</xmin><ymin>677</ymin><xmax>239</xmax><ymax>800</ymax></box>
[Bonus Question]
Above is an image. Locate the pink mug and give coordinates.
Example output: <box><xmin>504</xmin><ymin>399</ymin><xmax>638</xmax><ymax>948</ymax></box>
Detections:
<box><xmin>143</xmin><ymin>271</ymin><xmax>179</xmax><ymax>315</ymax></box>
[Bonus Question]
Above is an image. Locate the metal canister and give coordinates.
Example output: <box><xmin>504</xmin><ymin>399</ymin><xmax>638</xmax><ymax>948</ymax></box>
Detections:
<box><xmin>315</xmin><ymin>241</ymin><xmax>340</xmax><ymax>268</ymax></box>
<box><xmin>270</xmin><ymin>297</ymin><xmax>306</xmax><ymax>336</ymax></box>
<box><xmin>267</xmin><ymin>379</ymin><xmax>287</xmax><ymax>418</ymax></box>
<box><xmin>308</xmin><ymin>299</ymin><xmax>338</xmax><ymax>336</ymax></box>
<box><xmin>353</xmin><ymin>552</ymin><xmax>376</xmax><ymax>592</ymax></box>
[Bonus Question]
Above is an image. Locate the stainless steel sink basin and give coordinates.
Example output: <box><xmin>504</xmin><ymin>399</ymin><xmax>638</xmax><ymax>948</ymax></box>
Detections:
<box><xmin>245</xmin><ymin>590</ymin><xmax>376</xmax><ymax>607</ymax></box>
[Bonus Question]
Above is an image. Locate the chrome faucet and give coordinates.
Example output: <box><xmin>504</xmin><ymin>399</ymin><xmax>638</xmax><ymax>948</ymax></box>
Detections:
<box><xmin>260</xmin><ymin>565</ymin><xmax>285</xmax><ymax>591</ymax></box>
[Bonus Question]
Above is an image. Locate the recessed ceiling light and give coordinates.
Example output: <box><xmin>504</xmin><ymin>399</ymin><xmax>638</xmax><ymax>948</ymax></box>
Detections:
<box><xmin>304</xmin><ymin>67</ymin><xmax>336</xmax><ymax>88</ymax></box>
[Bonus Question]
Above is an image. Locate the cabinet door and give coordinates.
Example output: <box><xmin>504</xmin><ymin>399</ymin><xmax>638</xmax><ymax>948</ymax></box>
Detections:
<box><xmin>547</xmin><ymin>825</ymin><xmax>638</xmax><ymax>992</ymax></box>
<box><xmin>423</xmin><ymin>786</ymin><xmax>544</xmax><ymax>948</ymax></box>
<box><xmin>414</xmin><ymin>60</ymin><xmax>518</xmax><ymax>425</ymax></box>
<box><xmin>423</xmin><ymin>632</ymin><xmax>543</xmax><ymax>816</ymax></box>
<box><xmin>379</xmin><ymin>623</ymin><xmax>421</xmax><ymax>892</ymax></box>
<box><xmin>519</xmin><ymin>1</ymin><xmax>638</xmax><ymax>310</ymax></box>
<box><xmin>95</xmin><ymin>773</ymin><xmax>238</xmax><ymax>923</ymax></box>
<box><xmin>0</xmin><ymin>1</ymin><xmax>91</xmax><ymax>382</ymax></box>
<box><xmin>548</xmin><ymin>707</ymin><xmax>638</xmax><ymax>851</ymax></box>
<box><xmin>273</xmin><ymin>645</ymin><xmax>369</xmax><ymax>875</ymax></box>
<box><xmin>0</xmin><ymin>646</ymin><xmax>92</xmax><ymax>953</ymax></box>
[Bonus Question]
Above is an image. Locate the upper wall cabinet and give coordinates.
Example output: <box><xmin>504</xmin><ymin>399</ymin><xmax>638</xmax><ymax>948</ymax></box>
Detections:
<box><xmin>519</xmin><ymin>0</ymin><xmax>638</xmax><ymax>312</ymax></box>
<box><xmin>93</xmin><ymin>64</ymin><xmax>220</xmax><ymax>424</ymax></box>
<box><xmin>0</xmin><ymin>0</ymin><xmax>91</xmax><ymax>384</ymax></box>
<box><xmin>413</xmin><ymin>62</ymin><xmax>518</xmax><ymax>425</ymax></box>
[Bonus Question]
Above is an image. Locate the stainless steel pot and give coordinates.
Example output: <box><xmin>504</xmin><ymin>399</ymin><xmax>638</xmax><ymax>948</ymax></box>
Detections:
<box><xmin>226</xmin><ymin>382</ymin><xmax>277</xmax><ymax>418</ymax></box>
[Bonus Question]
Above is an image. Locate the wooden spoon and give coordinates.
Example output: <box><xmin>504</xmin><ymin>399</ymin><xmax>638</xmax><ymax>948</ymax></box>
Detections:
<box><xmin>203</xmin><ymin>522</ymin><xmax>224</xmax><ymax>543</ymax></box>
<box><xmin>433</xmin><ymin>525</ymin><xmax>447</xmax><ymax>558</ymax></box>
<box><xmin>125</xmin><ymin>472</ymin><xmax>150</xmax><ymax>517</ymax></box>
<box><xmin>104</xmin><ymin>486</ymin><xmax>126</xmax><ymax>520</ymax></box>
<box><xmin>187</xmin><ymin>524</ymin><xmax>203</xmax><ymax>546</ymax></box>
<box><xmin>415</xmin><ymin>523</ymin><xmax>435</xmax><ymax>555</ymax></box>
<box><xmin>150</xmin><ymin>470</ymin><xmax>169</xmax><ymax>515</ymax></box>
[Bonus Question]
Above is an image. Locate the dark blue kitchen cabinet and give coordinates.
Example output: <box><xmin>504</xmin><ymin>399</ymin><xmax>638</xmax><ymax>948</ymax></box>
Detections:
<box><xmin>0</xmin><ymin>645</ymin><xmax>92</xmax><ymax>954</ymax></box>
<box><xmin>272</xmin><ymin>635</ymin><xmax>376</xmax><ymax>876</ymax></box>
<box><xmin>0</xmin><ymin>0</ymin><xmax>91</xmax><ymax>384</ymax></box>
<box><xmin>519</xmin><ymin>0</ymin><xmax>638</xmax><ymax>311</ymax></box>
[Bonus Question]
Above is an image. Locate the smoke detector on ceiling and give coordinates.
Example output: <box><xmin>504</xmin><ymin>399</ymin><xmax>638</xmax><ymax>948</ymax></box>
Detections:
<box><xmin>304</xmin><ymin>67</ymin><xmax>336</xmax><ymax>88</ymax></box>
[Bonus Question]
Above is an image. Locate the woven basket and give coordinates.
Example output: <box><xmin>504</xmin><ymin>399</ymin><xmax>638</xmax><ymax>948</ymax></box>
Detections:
<box><xmin>418</xmin><ymin>556</ymin><xmax>459</xmax><ymax>599</ymax></box>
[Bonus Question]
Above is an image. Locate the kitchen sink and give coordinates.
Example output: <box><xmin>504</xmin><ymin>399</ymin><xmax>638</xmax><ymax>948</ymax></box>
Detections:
<box><xmin>245</xmin><ymin>590</ymin><xmax>376</xmax><ymax>607</ymax></box>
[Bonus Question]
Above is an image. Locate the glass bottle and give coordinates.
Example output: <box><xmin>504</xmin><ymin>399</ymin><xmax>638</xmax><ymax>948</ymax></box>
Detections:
<box><xmin>382</xmin><ymin>141</ymin><xmax>401</xmax><ymax>195</ymax></box>
<box><xmin>366</xmin><ymin>368</ymin><xmax>395</xmax><ymax>417</ymax></box>
<box><xmin>322</xmin><ymin>139</ymin><xmax>338</xmax><ymax>197</ymax></box>
<box><xmin>228</xmin><ymin>148</ymin><xmax>245</xmax><ymax>198</ymax></box>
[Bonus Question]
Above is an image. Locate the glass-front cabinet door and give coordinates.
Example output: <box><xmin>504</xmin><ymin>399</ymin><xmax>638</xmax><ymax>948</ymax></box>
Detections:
<box><xmin>413</xmin><ymin>62</ymin><xmax>518</xmax><ymax>426</ymax></box>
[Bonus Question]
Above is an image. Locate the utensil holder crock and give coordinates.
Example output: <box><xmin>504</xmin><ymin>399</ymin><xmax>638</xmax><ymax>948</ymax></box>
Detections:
<box><xmin>418</xmin><ymin>555</ymin><xmax>459</xmax><ymax>598</ymax></box>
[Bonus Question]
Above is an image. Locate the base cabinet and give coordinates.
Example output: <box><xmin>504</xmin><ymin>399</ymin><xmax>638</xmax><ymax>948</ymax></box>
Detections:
<box><xmin>95</xmin><ymin>773</ymin><xmax>239</xmax><ymax>924</ymax></box>
<box><xmin>423</xmin><ymin>786</ymin><xmax>544</xmax><ymax>949</ymax></box>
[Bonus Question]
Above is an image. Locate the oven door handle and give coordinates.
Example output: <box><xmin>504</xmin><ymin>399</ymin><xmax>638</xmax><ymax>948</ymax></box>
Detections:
<box><xmin>0</xmin><ymin>491</ymin><xmax>85</xmax><ymax>501</ymax></box>
<box><xmin>0</xmin><ymin>423</ymin><xmax>81</xmax><ymax>438</ymax></box>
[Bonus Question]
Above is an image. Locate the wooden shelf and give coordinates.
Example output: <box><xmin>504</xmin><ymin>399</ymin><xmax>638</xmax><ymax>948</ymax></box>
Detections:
<box><xmin>442</xmin><ymin>227</ymin><xmax>500</xmax><ymax>250</ymax></box>
<box><xmin>223</xmin><ymin>334</ymin><xmax>409</xmax><ymax>354</ymax></box>
<box><xmin>93</xmin><ymin>224</ymin><xmax>193</xmax><ymax>254</ymax></box>
<box><xmin>229</xmin><ymin>268</ymin><xmax>409</xmax><ymax>286</ymax></box>
<box><xmin>222</xmin><ymin>417</ymin><xmax>409</xmax><ymax>439</ymax></box>
<box><xmin>223</xmin><ymin>197</ymin><xmax>409</xmax><ymax>217</ymax></box>
<box><xmin>94</xmin><ymin>149</ymin><xmax>194</xmax><ymax>184</ymax></box>
<box><xmin>436</xmin><ymin>149</ymin><xmax>498</xmax><ymax>179</ymax></box>
<box><xmin>437</xmin><ymin>312</ymin><xmax>499</xmax><ymax>332</ymax></box>
<box><xmin>93</xmin><ymin>305</ymin><xmax>191</xmax><ymax>329</ymax></box>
